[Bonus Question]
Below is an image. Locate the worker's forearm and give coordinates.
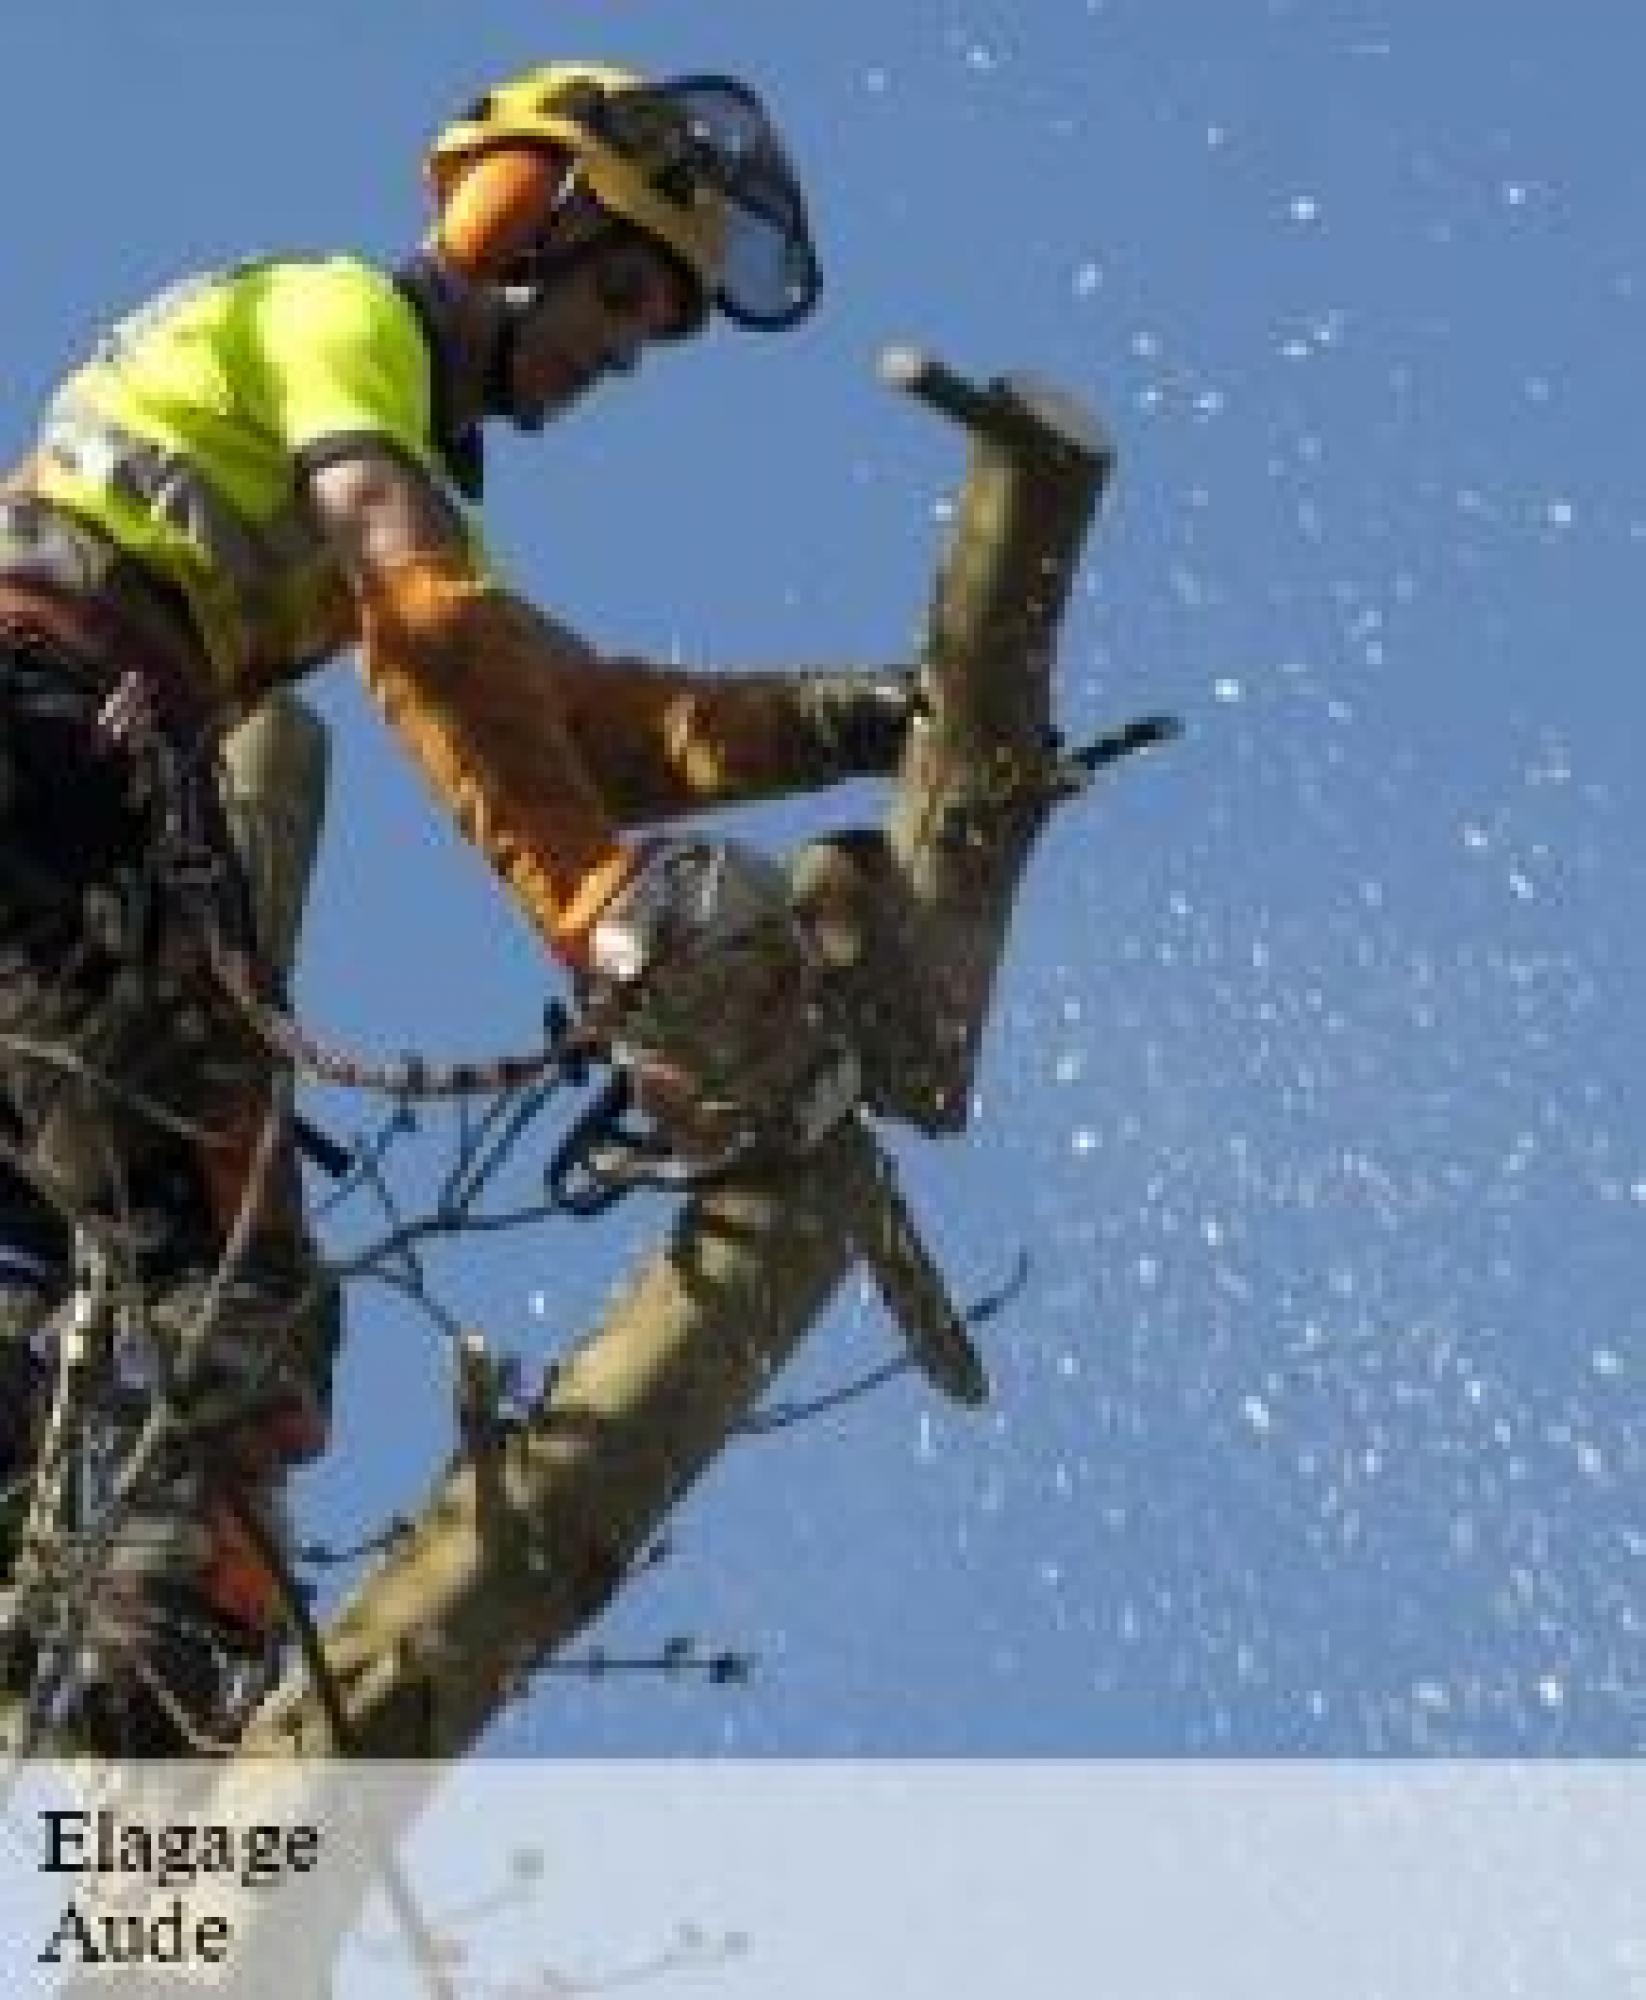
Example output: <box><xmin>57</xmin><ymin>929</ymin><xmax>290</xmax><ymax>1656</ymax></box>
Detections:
<box><xmin>356</xmin><ymin>553</ymin><xmax>635</xmax><ymax>961</ymax></box>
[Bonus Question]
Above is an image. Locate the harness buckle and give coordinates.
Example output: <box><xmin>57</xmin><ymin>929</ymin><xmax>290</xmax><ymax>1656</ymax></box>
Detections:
<box><xmin>91</xmin><ymin>669</ymin><xmax>160</xmax><ymax>752</ymax></box>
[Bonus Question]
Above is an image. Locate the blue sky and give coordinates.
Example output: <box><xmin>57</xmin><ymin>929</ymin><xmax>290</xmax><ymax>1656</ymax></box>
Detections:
<box><xmin>4</xmin><ymin>1</ymin><xmax>1641</xmax><ymax>1753</ymax></box>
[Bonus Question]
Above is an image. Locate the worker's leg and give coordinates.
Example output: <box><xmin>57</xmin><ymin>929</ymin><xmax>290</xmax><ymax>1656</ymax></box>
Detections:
<box><xmin>0</xmin><ymin>1164</ymin><xmax>62</xmax><ymax>1589</ymax></box>
<box><xmin>216</xmin><ymin>690</ymin><xmax>330</xmax><ymax>994</ymax></box>
<box><xmin>122</xmin><ymin>696</ymin><xmax>340</xmax><ymax>1667</ymax></box>
<box><xmin>0</xmin><ymin>922</ymin><xmax>328</xmax><ymax>1674</ymax></box>
<box><xmin>0</xmin><ymin>665</ymin><xmax>334</xmax><ymax>1743</ymax></box>
<box><xmin>0</xmin><ymin>950</ymin><xmax>338</xmax><ymax>1753</ymax></box>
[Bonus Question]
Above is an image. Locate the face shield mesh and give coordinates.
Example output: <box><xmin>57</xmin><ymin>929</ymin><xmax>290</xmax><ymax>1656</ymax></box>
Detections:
<box><xmin>598</xmin><ymin>75</ymin><xmax>822</xmax><ymax>330</ymax></box>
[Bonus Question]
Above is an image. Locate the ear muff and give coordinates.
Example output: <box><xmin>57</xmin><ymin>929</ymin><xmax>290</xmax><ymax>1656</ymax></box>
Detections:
<box><xmin>435</xmin><ymin>144</ymin><xmax>571</xmax><ymax>280</ymax></box>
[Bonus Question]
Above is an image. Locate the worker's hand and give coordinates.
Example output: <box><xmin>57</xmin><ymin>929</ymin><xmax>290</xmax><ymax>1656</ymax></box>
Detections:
<box><xmin>797</xmin><ymin>665</ymin><xmax>924</xmax><ymax>773</ymax></box>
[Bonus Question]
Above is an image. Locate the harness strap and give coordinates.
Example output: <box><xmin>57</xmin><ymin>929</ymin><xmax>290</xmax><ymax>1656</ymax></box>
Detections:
<box><xmin>0</xmin><ymin>564</ymin><xmax>256</xmax><ymax>988</ymax></box>
<box><xmin>0</xmin><ymin>574</ymin><xmax>215</xmax><ymax>747</ymax></box>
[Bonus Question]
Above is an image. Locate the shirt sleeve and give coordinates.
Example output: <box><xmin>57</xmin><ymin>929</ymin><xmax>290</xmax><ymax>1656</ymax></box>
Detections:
<box><xmin>244</xmin><ymin>256</ymin><xmax>498</xmax><ymax>579</ymax></box>
<box><xmin>247</xmin><ymin>258</ymin><xmax>440</xmax><ymax>475</ymax></box>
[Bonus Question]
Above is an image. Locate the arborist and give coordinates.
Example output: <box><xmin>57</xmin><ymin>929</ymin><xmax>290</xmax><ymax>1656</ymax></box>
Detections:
<box><xmin>0</xmin><ymin>61</ymin><xmax>914</xmax><ymax>1748</ymax></box>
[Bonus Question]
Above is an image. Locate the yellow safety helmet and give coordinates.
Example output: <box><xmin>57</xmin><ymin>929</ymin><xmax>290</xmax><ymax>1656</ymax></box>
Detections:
<box><xmin>426</xmin><ymin>63</ymin><xmax>821</xmax><ymax>334</ymax></box>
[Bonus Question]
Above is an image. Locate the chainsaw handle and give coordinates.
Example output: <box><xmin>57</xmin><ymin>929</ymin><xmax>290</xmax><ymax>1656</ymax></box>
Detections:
<box><xmin>546</xmin><ymin>1070</ymin><xmax>760</xmax><ymax>1215</ymax></box>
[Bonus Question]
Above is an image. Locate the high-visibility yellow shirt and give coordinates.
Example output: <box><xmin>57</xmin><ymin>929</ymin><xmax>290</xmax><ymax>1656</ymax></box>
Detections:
<box><xmin>31</xmin><ymin>254</ymin><xmax>488</xmax><ymax>699</ymax></box>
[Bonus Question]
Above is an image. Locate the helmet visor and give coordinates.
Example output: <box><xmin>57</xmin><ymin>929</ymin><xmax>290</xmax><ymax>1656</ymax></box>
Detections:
<box><xmin>598</xmin><ymin>75</ymin><xmax>822</xmax><ymax>330</ymax></box>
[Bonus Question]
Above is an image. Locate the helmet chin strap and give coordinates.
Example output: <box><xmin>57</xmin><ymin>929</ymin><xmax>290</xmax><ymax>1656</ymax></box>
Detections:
<box><xmin>482</xmin><ymin>285</ymin><xmax>541</xmax><ymax>429</ymax></box>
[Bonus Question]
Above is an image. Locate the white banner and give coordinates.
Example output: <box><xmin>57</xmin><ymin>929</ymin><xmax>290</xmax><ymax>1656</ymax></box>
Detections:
<box><xmin>1</xmin><ymin>1761</ymin><xmax>1641</xmax><ymax>1996</ymax></box>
